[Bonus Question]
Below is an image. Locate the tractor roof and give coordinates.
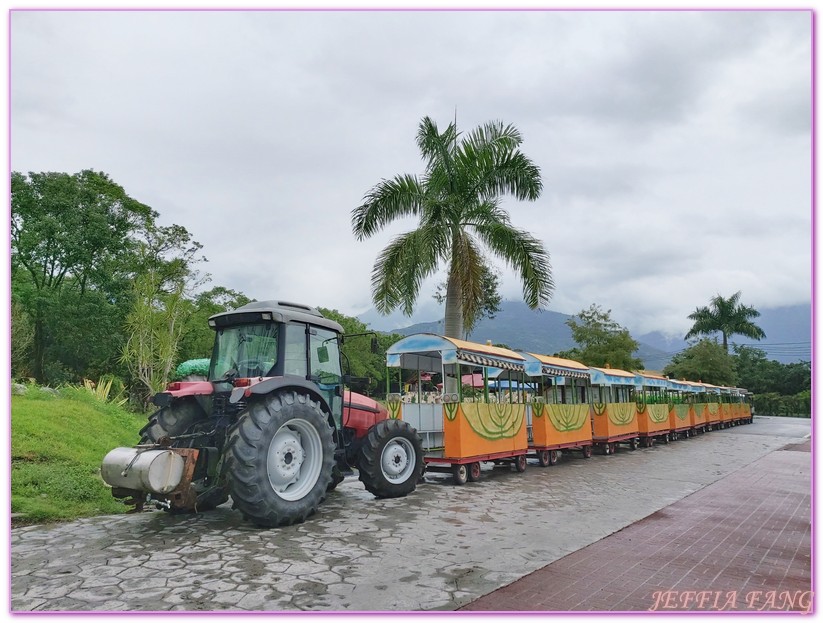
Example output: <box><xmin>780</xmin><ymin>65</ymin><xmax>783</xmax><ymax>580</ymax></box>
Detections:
<box><xmin>209</xmin><ymin>300</ymin><xmax>344</xmax><ymax>333</ymax></box>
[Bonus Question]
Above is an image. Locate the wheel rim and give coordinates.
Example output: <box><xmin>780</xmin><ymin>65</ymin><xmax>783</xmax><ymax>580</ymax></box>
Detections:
<box><xmin>267</xmin><ymin>418</ymin><xmax>323</xmax><ymax>501</ymax></box>
<box><xmin>470</xmin><ymin>463</ymin><xmax>481</xmax><ymax>479</ymax></box>
<box><xmin>456</xmin><ymin>465</ymin><xmax>467</xmax><ymax>480</ymax></box>
<box><xmin>380</xmin><ymin>437</ymin><xmax>416</xmax><ymax>484</ymax></box>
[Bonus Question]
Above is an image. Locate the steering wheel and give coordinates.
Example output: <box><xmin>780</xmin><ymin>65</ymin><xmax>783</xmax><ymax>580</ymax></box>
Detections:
<box><xmin>236</xmin><ymin>359</ymin><xmax>269</xmax><ymax>377</ymax></box>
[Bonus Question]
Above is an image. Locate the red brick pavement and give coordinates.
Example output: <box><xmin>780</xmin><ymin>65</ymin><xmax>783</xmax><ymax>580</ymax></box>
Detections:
<box><xmin>460</xmin><ymin>440</ymin><xmax>813</xmax><ymax>613</ymax></box>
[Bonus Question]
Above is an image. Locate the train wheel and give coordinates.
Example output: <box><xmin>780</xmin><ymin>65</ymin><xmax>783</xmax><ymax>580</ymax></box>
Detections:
<box><xmin>548</xmin><ymin>450</ymin><xmax>559</xmax><ymax>465</ymax></box>
<box><xmin>452</xmin><ymin>464</ymin><xmax>468</xmax><ymax>485</ymax></box>
<box><xmin>467</xmin><ymin>462</ymin><xmax>482</xmax><ymax>482</ymax></box>
<box><xmin>515</xmin><ymin>455</ymin><xmax>527</xmax><ymax>472</ymax></box>
<box><xmin>537</xmin><ymin>450</ymin><xmax>550</xmax><ymax>467</ymax></box>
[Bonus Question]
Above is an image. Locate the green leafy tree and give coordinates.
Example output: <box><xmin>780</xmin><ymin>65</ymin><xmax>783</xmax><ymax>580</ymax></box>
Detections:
<box><xmin>11</xmin><ymin>170</ymin><xmax>153</xmax><ymax>382</ymax></box>
<box><xmin>663</xmin><ymin>339</ymin><xmax>738</xmax><ymax>387</ymax></box>
<box><xmin>121</xmin><ymin>223</ymin><xmax>206</xmax><ymax>407</ymax></box>
<box><xmin>684</xmin><ymin>291</ymin><xmax>766</xmax><ymax>352</ymax></box>
<box><xmin>11</xmin><ymin>300</ymin><xmax>33</xmax><ymax>379</ymax></box>
<box><xmin>733</xmin><ymin>345</ymin><xmax>810</xmax><ymax>395</ymax></box>
<box><xmin>559</xmin><ymin>304</ymin><xmax>642</xmax><ymax>370</ymax></box>
<box><xmin>177</xmin><ymin>287</ymin><xmax>254</xmax><ymax>363</ymax></box>
<box><xmin>733</xmin><ymin>346</ymin><xmax>781</xmax><ymax>394</ymax></box>
<box><xmin>434</xmin><ymin>260</ymin><xmax>502</xmax><ymax>338</ymax></box>
<box><xmin>352</xmin><ymin>116</ymin><xmax>552</xmax><ymax>339</ymax></box>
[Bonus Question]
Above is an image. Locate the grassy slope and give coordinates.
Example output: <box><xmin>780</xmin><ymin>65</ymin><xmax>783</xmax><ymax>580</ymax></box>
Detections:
<box><xmin>11</xmin><ymin>388</ymin><xmax>146</xmax><ymax>525</ymax></box>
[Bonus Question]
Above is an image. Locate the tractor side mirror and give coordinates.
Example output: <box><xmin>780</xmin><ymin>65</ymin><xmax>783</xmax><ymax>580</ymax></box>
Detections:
<box><xmin>317</xmin><ymin>346</ymin><xmax>329</xmax><ymax>364</ymax></box>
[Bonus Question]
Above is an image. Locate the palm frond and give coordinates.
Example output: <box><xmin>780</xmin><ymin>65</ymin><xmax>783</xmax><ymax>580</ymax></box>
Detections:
<box><xmin>684</xmin><ymin>291</ymin><xmax>765</xmax><ymax>347</ymax></box>
<box><xmin>371</xmin><ymin>226</ymin><xmax>442</xmax><ymax>316</ymax></box>
<box><xmin>463</xmin><ymin>120</ymin><xmax>523</xmax><ymax>154</ymax></box>
<box><xmin>416</xmin><ymin>116</ymin><xmax>458</xmax><ymax>174</ymax></box>
<box><xmin>473</xmin><ymin>222</ymin><xmax>553</xmax><ymax>309</ymax></box>
<box><xmin>352</xmin><ymin>174</ymin><xmax>425</xmax><ymax>240</ymax></box>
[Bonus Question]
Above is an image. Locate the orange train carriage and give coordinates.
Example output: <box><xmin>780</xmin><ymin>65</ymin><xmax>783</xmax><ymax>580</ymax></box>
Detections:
<box><xmin>385</xmin><ymin>333</ymin><xmax>753</xmax><ymax>484</ymax></box>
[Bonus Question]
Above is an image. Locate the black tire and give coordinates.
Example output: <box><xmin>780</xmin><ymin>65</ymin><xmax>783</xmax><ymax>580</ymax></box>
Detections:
<box><xmin>467</xmin><ymin>462</ymin><xmax>482</xmax><ymax>482</ymax></box>
<box><xmin>452</xmin><ymin>464</ymin><xmax>468</xmax><ymax>485</ymax></box>
<box><xmin>629</xmin><ymin>438</ymin><xmax>638</xmax><ymax>451</ymax></box>
<box><xmin>327</xmin><ymin>466</ymin><xmax>346</xmax><ymax>492</ymax></box>
<box><xmin>358</xmin><ymin>419</ymin><xmax>424</xmax><ymax>499</ymax></box>
<box><xmin>139</xmin><ymin>400</ymin><xmax>229</xmax><ymax>512</ymax></box>
<box><xmin>549</xmin><ymin>450</ymin><xmax>559</xmax><ymax>465</ymax></box>
<box><xmin>582</xmin><ymin>445</ymin><xmax>592</xmax><ymax>459</ymax></box>
<box><xmin>225</xmin><ymin>390</ymin><xmax>335</xmax><ymax>528</ymax></box>
<box><xmin>514</xmin><ymin>454</ymin><xmax>527</xmax><ymax>472</ymax></box>
<box><xmin>537</xmin><ymin>450</ymin><xmax>550</xmax><ymax>467</ymax></box>
<box><xmin>139</xmin><ymin>399</ymin><xmax>204</xmax><ymax>445</ymax></box>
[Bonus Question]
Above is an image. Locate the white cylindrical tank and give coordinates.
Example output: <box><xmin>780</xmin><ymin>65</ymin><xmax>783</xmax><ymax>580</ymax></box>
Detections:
<box><xmin>101</xmin><ymin>448</ymin><xmax>185</xmax><ymax>494</ymax></box>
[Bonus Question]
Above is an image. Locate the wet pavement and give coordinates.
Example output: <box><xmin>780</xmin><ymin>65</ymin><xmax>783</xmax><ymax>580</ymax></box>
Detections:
<box><xmin>462</xmin><ymin>436</ymin><xmax>812</xmax><ymax>612</ymax></box>
<box><xmin>10</xmin><ymin>416</ymin><xmax>811</xmax><ymax>612</ymax></box>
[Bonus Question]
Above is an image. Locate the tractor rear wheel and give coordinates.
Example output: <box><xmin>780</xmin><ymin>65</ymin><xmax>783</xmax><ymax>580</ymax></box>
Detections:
<box><xmin>358</xmin><ymin>419</ymin><xmax>424</xmax><ymax>498</ymax></box>
<box><xmin>140</xmin><ymin>399</ymin><xmax>203</xmax><ymax>445</ymax></box>
<box><xmin>226</xmin><ymin>390</ymin><xmax>334</xmax><ymax>528</ymax></box>
<box><xmin>139</xmin><ymin>400</ymin><xmax>229</xmax><ymax>512</ymax></box>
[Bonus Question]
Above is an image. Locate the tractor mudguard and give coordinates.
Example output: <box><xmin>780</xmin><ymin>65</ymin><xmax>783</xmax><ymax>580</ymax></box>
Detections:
<box><xmin>152</xmin><ymin>381</ymin><xmax>214</xmax><ymax>407</ymax></box>
<box><xmin>230</xmin><ymin>376</ymin><xmax>333</xmax><ymax>415</ymax></box>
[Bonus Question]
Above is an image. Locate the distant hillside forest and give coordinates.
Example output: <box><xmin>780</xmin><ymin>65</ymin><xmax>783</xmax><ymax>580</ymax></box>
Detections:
<box><xmin>11</xmin><ymin>170</ymin><xmax>808</xmax><ymax>416</ymax></box>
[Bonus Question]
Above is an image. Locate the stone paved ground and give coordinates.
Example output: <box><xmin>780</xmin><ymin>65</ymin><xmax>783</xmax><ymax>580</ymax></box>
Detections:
<box><xmin>460</xmin><ymin>437</ymin><xmax>812</xmax><ymax>613</ymax></box>
<box><xmin>10</xmin><ymin>416</ymin><xmax>810</xmax><ymax>612</ymax></box>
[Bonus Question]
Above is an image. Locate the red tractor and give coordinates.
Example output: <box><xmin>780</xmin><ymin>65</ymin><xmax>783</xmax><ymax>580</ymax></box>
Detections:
<box><xmin>102</xmin><ymin>301</ymin><xmax>425</xmax><ymax>527</ymax></box>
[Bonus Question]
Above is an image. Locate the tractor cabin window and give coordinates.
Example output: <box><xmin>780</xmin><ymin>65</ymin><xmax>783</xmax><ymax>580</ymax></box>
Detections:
<box><xmin>209</xmin><ymin>322</ymin><xmax>279</xmax><ymax>380</ymax></box>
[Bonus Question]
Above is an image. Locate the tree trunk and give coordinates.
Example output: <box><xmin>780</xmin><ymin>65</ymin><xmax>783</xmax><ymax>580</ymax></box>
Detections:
<box><xmin>722</xmin><ymin>332</ymin><xmax>729</xmax><ymax>353</ymax></box>
<box><xmin>32</xmin><ymin>313</ymin><xmax>45</xmax><ymax>383</ymax></box>
<box><xmin>443</xmin><ymin>268</ymin><xmax>463</xmax><ymax>339</ymax></box>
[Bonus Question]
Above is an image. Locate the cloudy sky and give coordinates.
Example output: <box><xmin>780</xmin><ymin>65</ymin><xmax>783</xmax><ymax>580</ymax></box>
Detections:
<box><xmin>10</xmin><ymin>9</ymin><xmax>812</xmax><ymax>336</ymax></box>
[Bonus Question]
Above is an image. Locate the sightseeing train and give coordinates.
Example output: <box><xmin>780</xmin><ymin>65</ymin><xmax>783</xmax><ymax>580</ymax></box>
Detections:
<box><xmin>102</xmin><ymin>301</ymin><xmax>753</xmax><ymax>527</ymax></box>
<box><xmin>386</xmin><ymin>333</ymin><xmax>753</xmax><ymax>485</ymax></box>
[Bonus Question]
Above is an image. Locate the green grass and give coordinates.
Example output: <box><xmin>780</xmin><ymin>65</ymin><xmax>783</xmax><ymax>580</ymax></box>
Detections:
<box><xmin>11</xmin><ymin>387</ymin><xmax>146</xmax><ymax>525</ymax></box>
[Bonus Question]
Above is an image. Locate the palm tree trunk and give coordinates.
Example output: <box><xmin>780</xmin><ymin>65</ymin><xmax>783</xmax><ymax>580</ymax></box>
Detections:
<box><xmin>444</xmin><ymin>269</ymin><xmax>463</xmax><ymax>339</ymax></box>
<box><xmin>443</xmin><ymin>268</ymin><xmax>463</xmax><ymax>396</ymax></box>
<box><xmin>722</xmin><ymin>332</ymin><xmax>729</xmax><ymax>353</ymax></box>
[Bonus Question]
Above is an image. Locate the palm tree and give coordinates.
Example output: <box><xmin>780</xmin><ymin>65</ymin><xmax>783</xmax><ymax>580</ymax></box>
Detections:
<box><xmin>351</xmin><ymin>116</ymin><xmax>553</xmax><ymax>339</ymax></box>
<box><xmin>684</xmin><ymin>291</ymin><xmax>766</xmax><ymax>352</ymax></box>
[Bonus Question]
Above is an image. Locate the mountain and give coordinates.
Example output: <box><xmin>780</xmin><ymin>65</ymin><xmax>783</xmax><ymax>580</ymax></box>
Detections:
<box><xmin>364</xmin><ymin>301</ymin><xmax>811</xmax><ymax>367</ymax></box>
<box><xmin>380</xmin><ymin>301</ymin><xmax>671</xmax><ymax>370</ymax></box>
<box><xmin>636</xmin><ymin>303</ymin><xmax>811</xmax><ymax>364</ymax></box>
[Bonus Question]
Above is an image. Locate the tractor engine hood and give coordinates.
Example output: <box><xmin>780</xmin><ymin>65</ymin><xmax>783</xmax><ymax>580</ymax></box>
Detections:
<box><xmin>343</xmin><ymin>390</ymin><xmax>389</xmax><ymax>438</ymax></box>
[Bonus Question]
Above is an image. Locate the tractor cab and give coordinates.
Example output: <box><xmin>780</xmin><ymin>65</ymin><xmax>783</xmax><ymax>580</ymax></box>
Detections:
<box><xmin>207</xmin><ymin>301</ymin><xmax>345</xmax><ymax>429</ymax></box>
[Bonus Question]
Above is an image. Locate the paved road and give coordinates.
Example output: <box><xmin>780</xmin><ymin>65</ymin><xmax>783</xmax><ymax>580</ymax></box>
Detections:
<box><xmin>11</xmin><ymin>416</ymin><xmax>810</xmax><ymax>612</ymax></box>
<box><xmin>462</xmin><ymin>436</ymin><xmax>812</xmax><ymax>612</ymax></box>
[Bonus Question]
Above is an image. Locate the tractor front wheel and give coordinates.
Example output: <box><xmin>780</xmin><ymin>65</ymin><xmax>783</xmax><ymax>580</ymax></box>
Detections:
<box><xmin>358</xmin><ymin>419</ymin><xmax>424</xmax><ymax>498</ymax></box>
<box><xmin>225</xmin><ymin>390</ymin><xmax>334</xmax><ymax>528</ymax></box>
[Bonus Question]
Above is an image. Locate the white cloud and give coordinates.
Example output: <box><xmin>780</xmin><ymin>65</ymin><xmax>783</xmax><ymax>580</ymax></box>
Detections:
<box><xmin>10</xmin><ymin>9</ymin><xmax>812</xmax><ymax>337</ymax></box>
